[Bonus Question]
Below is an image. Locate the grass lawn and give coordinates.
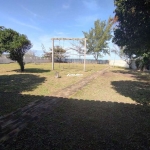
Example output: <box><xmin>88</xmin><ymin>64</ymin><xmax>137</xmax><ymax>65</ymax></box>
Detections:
<box><xmin>1</xmin><ymin>63</ymin><xmax>150</xmax><ymax>149</ymax></box>
<box><xmin>4</xmin><ymin>97</ymin><xmax>150</xmax><ymax>149</ymax></box>
<box><xmin>71</xmin><ymin>67</ymin><xmax>150</xmax><ymax>105</ymax></box>
<box><xmin>0</xmin><ymin>63</ymin><xmax>108</xmax><ymax>115</ymax></box>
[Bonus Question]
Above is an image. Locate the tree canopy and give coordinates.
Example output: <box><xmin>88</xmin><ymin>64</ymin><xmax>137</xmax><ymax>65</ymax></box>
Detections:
<box><xmin>83</xmin><ymin>18</ymin><xmax>113</xmax><ymax>63</ymax></box>
<box><xmin>42</xmin><ymin>45</ymin><xmax>67</xmax><ymax>62</ymax></box>
<box><xmin>113</xmin><ymin>0</ymin><xmax>150</xmax><ymax>57</ymax></box>
<box><xmin>53</xmin><ymin>46</ymin><xmax>67</xmax><ymax>62</ymax></box>
<box><xmin>0</xmin><ymin>27</ymin><xmax>32</xmax><ymax>71</ymax></box>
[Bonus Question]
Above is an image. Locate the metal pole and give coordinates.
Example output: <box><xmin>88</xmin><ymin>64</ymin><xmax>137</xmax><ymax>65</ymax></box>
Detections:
<box><xmin>84</xmin><ymin>38</ymin><xmax>86</xmax><ymax>71</ymax></box>
<box><xmin>52</xmin><ymin>39</ymin><xmax>54</xmax><ymax>70</ymax></box>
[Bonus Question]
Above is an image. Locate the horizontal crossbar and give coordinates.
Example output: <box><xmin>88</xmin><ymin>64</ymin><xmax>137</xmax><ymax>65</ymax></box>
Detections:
<box><xmin>51</xmin><ymin>38</ymin><xmax>86</xmax><ymax>40</ymax></box>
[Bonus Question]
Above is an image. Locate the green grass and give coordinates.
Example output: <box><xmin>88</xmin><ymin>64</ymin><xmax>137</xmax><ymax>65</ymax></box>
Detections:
<box><xmin>0</xmin><ymin>63</ymin><xmax>108</xmax><ymax>115</ymax></box>
<box><xmin>71</xmin><ymin>67</ymin><xmax>150</xmax><ymax>105</ymax></box>
<box><xmin>4</xmin><ymin>97</ymin><xmax>150</xmax><ymax>149</ymax></box>
<box><xmin>1</xmin><ymin>64</ymin><xmax>150</xmax><ymax>149</ymax></box>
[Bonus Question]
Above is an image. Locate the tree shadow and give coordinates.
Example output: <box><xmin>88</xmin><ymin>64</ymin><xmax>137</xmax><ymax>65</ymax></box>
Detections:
<box><xmin>0</xmin><ymin>74</ymin><xmax>45</xmax><ymax>115</ymax></box>
<box><xmin>0</xmin><ymin>74</ymin><xmax>45</xmax><ymax>93</ymax></box>
<box><xmin>11</xmin><ymin>68</ymin><xmax>50</xmax><ymax>73</ymax></box>
<box><xmin>112</xmin><ymin>69</ymin><xmax>150</xmax><ymax>81</ymax></box>
<box><xmin>111</xmin><ymin>80</ymin><xmax>150</xmax><ymax>105</ymax></box>
<box><xmin>1</xmin><ymin>95</ymin><xmax>150</xmax><ymax>149</ymax></box>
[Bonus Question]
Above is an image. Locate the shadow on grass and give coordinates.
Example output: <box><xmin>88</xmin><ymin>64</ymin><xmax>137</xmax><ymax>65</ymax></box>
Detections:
<box><xmin>112</xmin><ymin>69</ymin><xmax>150</xmax><ymax>81</ymax></box>
<box><xmin>111</xmin><ymin>80</ymin><xmax>150</xmax><ymax>105</ymax></box>
<box><xmin>111</xmin><ymin>69</ymin><xmax>150</xmax><ymax>105</ymax></box>
<box><xmin>0</xmin><ymin>74</ymin><xmax>45</xmax><ymax>115</ymax></box>
<box><xmin>1</xmin><ymin>95</ymin><xmax>150</xmax><ymax>149</ymax></box>
<box><xmin>12</xmin><ymin>68</ymin><xmax>50</xmax><ymax>73</ymax></box>
<box><xmin>0</xmin><ymin>74</ymin><xmax>45</xmax><ymax>93</ymax></box>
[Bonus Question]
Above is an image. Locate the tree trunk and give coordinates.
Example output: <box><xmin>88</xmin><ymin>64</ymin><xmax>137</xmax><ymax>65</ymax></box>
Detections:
<box><xmin>18</xmin><ymin>60</ymin><xmax>24</xmax><ymax>72</ymax></box>
<box><xmin>128</xmin><ymin>63</ymin><xmax>132</xmax><ymax>69</ymax></box>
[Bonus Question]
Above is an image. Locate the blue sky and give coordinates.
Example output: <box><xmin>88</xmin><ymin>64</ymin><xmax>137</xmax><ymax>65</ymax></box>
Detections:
<box><xmin>1</xmin><ymin>0</ymin><xmax>120</xmax><ymax>60</ymax></box>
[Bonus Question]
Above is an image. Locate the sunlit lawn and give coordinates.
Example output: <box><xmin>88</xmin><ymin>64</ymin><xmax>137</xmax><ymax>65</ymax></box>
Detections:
<box><xmin>0</xmin><ymin>62</ymin><xmax>108</xmax><ymax>115</ymax></box>
<box><xmin>71</xmin><ymin>67</ymin><xmax>150</xmax><ymax>105</ymax></box>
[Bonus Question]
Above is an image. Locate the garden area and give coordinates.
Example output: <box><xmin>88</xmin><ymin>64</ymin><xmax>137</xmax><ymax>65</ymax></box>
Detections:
<box><xmin>0</xmin><ymin>63</ymin><xmax>150</xmax><ymax>149</ymax></box>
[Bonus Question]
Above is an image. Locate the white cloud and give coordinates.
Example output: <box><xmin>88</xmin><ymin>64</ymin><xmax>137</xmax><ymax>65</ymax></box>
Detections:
<box><xmin>9</xmin><ymin>18</ymin><xmax>42</xmax><ymax>31</ymax></box>
<box><xmin>21</xmin><ymin>5</ymin><xmax>38</xmax><ymax>18</ymax></box>
<box><xmin>32</xmin><ymin>32</ymin><xmax>72</xmax><ymax>53</ymax></box>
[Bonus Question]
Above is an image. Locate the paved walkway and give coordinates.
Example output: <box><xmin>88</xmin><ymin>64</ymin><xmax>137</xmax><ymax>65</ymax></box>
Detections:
<box><xmin>0</xmin><ymin>67</ymin><xmax>109</xmax><ymax>145</ymax></box>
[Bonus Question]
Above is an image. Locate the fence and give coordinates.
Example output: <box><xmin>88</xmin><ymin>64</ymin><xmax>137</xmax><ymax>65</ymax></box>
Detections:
<box><xmin>64</xmin><ymin>59</ymin><xmax>109</xmax><ymax>64</ymax></box>
<box><xmin>0</xmin><ymin>55</ymin><xmax>51</xmax><ymax>64</ymax></box>
<box><xmin>0</xmin><ymin>55</ymin><xmax>109</xmax><ymax>64</ymax></box>
<box><xmin>0</xmin><ymin>55</ymin><xmax>14</xmax><ymax>64</ymax></box>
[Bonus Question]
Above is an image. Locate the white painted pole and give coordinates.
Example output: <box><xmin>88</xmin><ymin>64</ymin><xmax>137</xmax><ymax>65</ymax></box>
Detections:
<box><xmin>52</xmin><ymin>39</ymin><xmax>54</xmax><ymax>70</ymax></box>
<box><xmin>84</xmin><ymin>38</ymin><xmax>86</xmax><ymax>71</ymax></box>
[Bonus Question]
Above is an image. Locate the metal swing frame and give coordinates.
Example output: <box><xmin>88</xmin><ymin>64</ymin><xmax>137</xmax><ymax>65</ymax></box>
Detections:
<box><xmin>51</xmin><ymin>38</ymin><xmax>87</xmax><ymax>71</ymax></box>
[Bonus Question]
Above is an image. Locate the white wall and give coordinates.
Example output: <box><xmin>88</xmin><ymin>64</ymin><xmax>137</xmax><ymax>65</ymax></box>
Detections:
<box><xmin>109</xmin><ymin>59</ymin><xmax>137</xmax><ymax>69</ymax></box>
<box><xmin>109</xmin><ymin>60</ymin><xmax>129</xmax><ymax>68</ymax></box>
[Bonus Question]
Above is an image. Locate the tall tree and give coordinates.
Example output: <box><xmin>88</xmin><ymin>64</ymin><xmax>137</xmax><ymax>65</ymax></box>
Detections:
<box><xmin>83</xmin><ymin>18</ymin><xmax>113</xmax><ymax>63</ymax></box>
<box><xmin>113</xmin><ymin>0</ymin><xmax>150</xmax><ymax>57</ymax></box>
<box><xmin>0</xmin><ymin>27</ymin><xmax>32</xmax><ymax>71</ymax></box>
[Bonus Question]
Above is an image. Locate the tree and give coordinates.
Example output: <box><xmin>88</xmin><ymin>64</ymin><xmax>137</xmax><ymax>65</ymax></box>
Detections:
<box><xmin>53</xmin><ymin>46</ymin><xmax>67</xmax><ymax>62</ymax></box>
<box><xmin>42</xmin><ymin>44</ymin><xmax>52</xmax><ymax>60</ymax></box>
<box><xmin>0</xmin><ymin>27</ymin><xmax>32</xmax><ymax>71</ymax></box>
<box><xmin>82</xmin><ymin>18</ymin><xmax>114</xmax><ymax>63</ymax></box>
<box><xmin>70</xmin><ymin>41</ymin><xmax>84</xmax><ymax>61</ymax></box>
<box><xmin>42</xmin><ymin>50</ymin><xmax>52</xmax><ymax>60</ymax></box>
<box><xmin>113</xmin><ymin>0</ymin><xmax>150</xmax><ymax>57</ymax></box>
<box><xmin>135</xmin><ymin>52</ymin><xmax>150</xmax><ymax>70</ymax></box>
<box><xmin>42</xmin><ymin>44</ymin><xmax>67</xmax><ymax>62</ymax></box>
<box><xmin>25</xmin><ymin>50</ymin><xmax>36</xmax><ymax>57</ymax></box>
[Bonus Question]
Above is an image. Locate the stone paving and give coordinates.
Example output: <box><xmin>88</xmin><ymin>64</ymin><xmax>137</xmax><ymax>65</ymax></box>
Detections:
<box><xmin>0</xmin><ymin>67</ymin><xmax>109</xmax><ymax>145</ymax></box>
